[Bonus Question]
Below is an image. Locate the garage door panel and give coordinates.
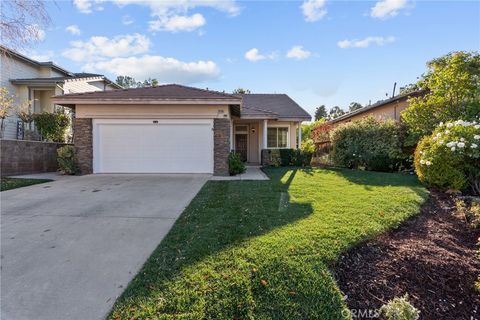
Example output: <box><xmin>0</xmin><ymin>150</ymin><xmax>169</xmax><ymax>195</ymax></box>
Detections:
<box><xmin>94</xmin><ymin>120</ymin><xmax>214</xmax><ymax>173</ymax></box>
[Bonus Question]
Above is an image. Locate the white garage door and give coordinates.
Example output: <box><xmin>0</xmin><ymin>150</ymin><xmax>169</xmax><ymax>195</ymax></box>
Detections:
<box><xmin>93</xmin><ymin>119</ymin><xmax>214</xmax><ymax>173</ymax></box>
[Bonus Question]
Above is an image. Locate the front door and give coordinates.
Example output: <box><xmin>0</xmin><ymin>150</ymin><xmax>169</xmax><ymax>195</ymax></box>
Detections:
<box><xmin>235</xmin><ymin>134</ymin><xmax>248</xmax><ymax>162</ymax></box>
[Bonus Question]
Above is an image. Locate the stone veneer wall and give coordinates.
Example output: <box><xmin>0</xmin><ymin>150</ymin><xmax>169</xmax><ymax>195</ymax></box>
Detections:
<box><xmin>0</xmin><ymin>139</ymin><xmax>71</xmax><ymax>176</ymax></box>
<box><xmin>74</xmin><ymin>118</ymin><xmax>93</xmax><ymax>174</ymax></box>
<box><xmin>261</xmin><ymin>149</ymin><xmax>271</xmax><ymax>166</ymax></box>
<box><xmin>213</xmin><ymin>118</ymin><xmax>231</xmax><ymax>176</ymax></box>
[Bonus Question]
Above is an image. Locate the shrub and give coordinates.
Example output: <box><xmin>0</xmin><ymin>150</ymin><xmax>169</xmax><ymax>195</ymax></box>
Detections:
<box><xmin>330</xmin><ymin>117</ymin><xmax>405</xmax><ymax>172</ymax></box>
<box><xmin>379</xmin><ymin>294</ymin><xmax>420</xmax><ymax>320</ymax></box>
<box><xmin>57</xmin><ymin>145</ymin><xmax>78</xmax><ymax>175</ymax></box>
<box><xmin>268</xmin><ymin>149</ymin><xmax>312</xmax><ymax>167</ymax></box>
<box><xmin>33</xmin><ymin>112</ymin><xmax>70</xmax><ymax>142</ymax></box>
<box><xmin>228</xmin><ymin>152</ymin><xmax>246</xmax><ymax>176</ymax></box>
<box><xmin>414</xmin><ymin>119</ymin><xmax>480</xmax><ymax>195</ymax></box>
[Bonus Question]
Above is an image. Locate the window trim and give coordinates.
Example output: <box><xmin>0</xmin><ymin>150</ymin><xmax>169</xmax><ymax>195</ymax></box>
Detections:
<box><xmin>267</xmin><ymin>125</ymin><xmax>290</xmax><ymax>149</ymax></box>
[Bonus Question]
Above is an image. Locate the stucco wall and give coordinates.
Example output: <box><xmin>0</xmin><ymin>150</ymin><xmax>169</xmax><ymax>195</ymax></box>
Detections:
<box><xmin>75</xmin><ymin>104</ymin><xmax>231</xmax><ymax>119</ymax></box>
<box><xmin>0</xmin><ymin>139</ymin><xmax>70</xmax><ymax>176</ymax></box>
<box><xmin>334</xmin><ymin>99</ymin><xmax>409</xmax><ymax>126</ymax></box>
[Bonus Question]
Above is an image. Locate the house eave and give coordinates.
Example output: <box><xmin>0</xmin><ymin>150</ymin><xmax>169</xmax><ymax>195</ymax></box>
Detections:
<box><xmin>51</xmin><ymin>98</ymin><xmax>242</xmax><ymax>106</ymax></box>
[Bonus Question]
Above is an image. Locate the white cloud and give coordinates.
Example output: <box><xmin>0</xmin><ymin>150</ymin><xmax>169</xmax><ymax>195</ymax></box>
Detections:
<box><xmin>62</xmin><ymin>33</ymin><xmax>151</xmax><ymax>62</ymax></box>
<box><xmin>301</xmin><ymin>0</ymin><xmax>327</xmax><ymax>22</ymax></box>
<box><xmin>371</xmin><ymin>0</ymin><xmax>408</xmax><ymax>19</ymax></box>
<box><xmin>84</xmin><ymin>55</ymin><xmax>220</xmax><ymax>84</ymax></box>
<box><xmin>149</xmin><ymin>13</ymin><xmax>206</xmax><ymax>32</ymax></box>
<box><xmin>73</xmin><ymin>0</ymin><xmax>93</xmax><ymax>13</ymax></box>
<box><xmin>244</xmin><ymin>48</ymin><xmax>277</xmax><ymax>62</ymax></box>
<box><xmin>73</xmin><ymin>0</ymin><xmax>240</xmax><ymax>32</ymax></box>
<box><xmin>65</xmin><ymin>25</ymin><xmax>81</xmax><ymax>35</ymax></box>
<box><xmin>286</xmin><ymin>46</ymin><xmax>311</xmax><ymax>60</ymax></box>
<box><xmin>337</xmin><ymin>36</ymin><xmax>395</xmax><ymax>48</ymax></box>
<box><xmin>122</xmin><ymin>15</ymin><xmax>134</xmax><ymax>25</ymax></box>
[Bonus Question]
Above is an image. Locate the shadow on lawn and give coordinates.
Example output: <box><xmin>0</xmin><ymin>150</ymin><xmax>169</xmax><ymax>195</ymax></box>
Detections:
<box><xmin>113</xmin><ymin>167</ymin><xmax>314</xmax><ymax>308</ymax></box>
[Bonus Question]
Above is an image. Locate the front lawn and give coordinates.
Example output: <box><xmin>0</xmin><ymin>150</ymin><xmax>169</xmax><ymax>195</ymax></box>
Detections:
<box><xmin>109</xmin><ymin>167</ymin><xmax>427</xmax><ymax>319</ymax></box>
<box><xmin>1</xmin><ymin>177</ymin><xmax>52</xmax><ymax>191</ymax></box>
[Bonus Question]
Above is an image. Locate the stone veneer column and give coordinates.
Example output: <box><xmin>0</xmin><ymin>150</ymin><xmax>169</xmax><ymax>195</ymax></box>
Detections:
<box><xmin>74</xmin><ymin>118</ymin><xmax>93</xmax><ymax>174</ymax></box>
<box><xmin>213</xmin><ymin>118</ymin><xmax>231</xmax><ymax>176</ymax></box>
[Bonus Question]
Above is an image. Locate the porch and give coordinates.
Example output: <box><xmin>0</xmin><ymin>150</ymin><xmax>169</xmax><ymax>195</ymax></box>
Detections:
<box><xmin>231</xmin><ymin>119</ymin><xmax>303</xmax><ymax>164</ymax></box>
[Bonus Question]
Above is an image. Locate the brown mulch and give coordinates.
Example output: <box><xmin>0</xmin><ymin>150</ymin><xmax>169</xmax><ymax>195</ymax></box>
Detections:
<box><xmin>334</xmin><ymin>191</ymin><xmax>480</xmax><ymax>320</ymax></box>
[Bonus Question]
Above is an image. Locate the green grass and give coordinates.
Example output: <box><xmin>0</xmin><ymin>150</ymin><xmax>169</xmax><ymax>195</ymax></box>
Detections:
<box><xmin>1</xmin><ymin>177</ymin><xmax>52</xmax><ymax>191</ymax></box>
<box><xmin>109</xmin><ymin>167</ymin><xmax>428</xmax><ymax>320</ymax></box>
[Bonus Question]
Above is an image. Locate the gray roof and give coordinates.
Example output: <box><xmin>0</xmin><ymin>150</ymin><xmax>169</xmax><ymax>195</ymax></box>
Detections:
<box><xmin>329</xmin><ymin>90</ymin><xmax>425</xmax><ymax>124</ymax></box>
<box><xmin>53</xmin><ymin>84</ymin><xmax>241</xmax><ymax>101</ymax></box>
<box><xmin>240</xmin><ymin>94</ymin><xmax>311</xmax><ymax>120</ymax></box>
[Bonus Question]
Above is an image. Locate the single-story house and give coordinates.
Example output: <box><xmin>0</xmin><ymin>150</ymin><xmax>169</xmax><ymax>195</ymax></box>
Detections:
<box><xmin>0</xmin><ymin>46</ymin><xmax>120</xmax><ymax>140</ymax></box>
<box><xmin>52</xmin><ymin>84</ymin><xmax>311</xmax><ymax>176</ymax></box>
<box><xmin>328</xmin><ymin>90</ymin><xmax>424</xmax><ymax>126</ymax></box>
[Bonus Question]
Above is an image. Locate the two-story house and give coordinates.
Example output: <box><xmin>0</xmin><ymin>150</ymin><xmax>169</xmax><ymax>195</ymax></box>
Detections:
<box><xmin>0</xmin><ymin>46</ymin><xmax>120</xmax><ymax>140</ymax></box>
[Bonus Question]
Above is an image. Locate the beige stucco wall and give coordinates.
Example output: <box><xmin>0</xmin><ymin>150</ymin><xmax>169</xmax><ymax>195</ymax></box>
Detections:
<box><xmin>334</xmin><ymin>99</ymin><xmax>409</xmax><ymax>127</ymax></box>
<box><xmin>75</xmin><ymin>104</ymin><xmax>231</xmax><ymax>119</ymax></box>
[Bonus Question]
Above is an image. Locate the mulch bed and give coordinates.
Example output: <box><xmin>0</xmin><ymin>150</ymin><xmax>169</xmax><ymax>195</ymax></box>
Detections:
<box><xmin>334</xmin><ymin>191</ymin><xmax>480</xmax><ymax>320</ymax></box>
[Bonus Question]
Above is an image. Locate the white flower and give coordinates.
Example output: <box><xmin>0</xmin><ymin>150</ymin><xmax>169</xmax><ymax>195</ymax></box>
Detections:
<box><xmin>419</xmin><ymin>151</ymin><xmax>423</xmax><ymax>154</ymax></box>
<box><xmin>460</xmin><ymin>137</ymin><xmax>465</xmax><ymax>142</ymax></box>
<box><xmin>446</xmin><ymin>141</ymin><xmax>456</xmax><ymax>148</ymax></box>
<box><xmin>475</xmin><ymin>124</ymin><xmax>480</xmax><ymax>129</ymax></box>
<box><xmin>353</xmin><ymin>153</ymin><xmax>356</xmax><ymax>156</ymax></box>
<box><xmin>439</xmin><ymin>140</ymin><xmax>444</xmax><ymax>145</ymax></box>
<box><xmin>475</xmin><ymin>135</ymin><xmax>480</xmax><ymax>140</ymax></box>
<box><xmin>446</xmin><ymin>123</ymin><xmax>454</xmax><ymax>128</ymax></box>
<box><xmin>420</xmin><ymin>160</ymin><xmax>425</xmax><ymax>164</ymax></box>
<box><xmin>439</xmin><ymin>122</ymin><xmax>444</xmax><ymax>126</ymax></box>
<box><xmin>451</xmin><ymin>147</ymin><xmax>456</xmax><ymax>151</ymax></box>
<box><xmin>458</xmin><ymin>142</ymin><xmax>465</xmax><ymax>148</ymax></box>
<box><xmin>426</xmin><ymin>161</ymin><xmax>432</xmax><ymax>166</ymax></box>
<box><xmin>445</xmin><ymin>130</ymin><xmax>450</xmax><ymax>134</ymax></box>
<box><xmin>472</xmin><ymin>143</ymin><xmax>478</xmax><ymax>149</ymax></box>
<box><xmin>436</xmin><ymin>133</ymin><xmax>442</xmax><ymax>138</ymax></box>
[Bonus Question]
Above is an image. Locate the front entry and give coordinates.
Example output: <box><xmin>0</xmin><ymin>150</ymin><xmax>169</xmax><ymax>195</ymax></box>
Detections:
<box><xmin>235</xmin><ymin>133</ymin><xmax>248</xmax><ymax>162</ymax></box>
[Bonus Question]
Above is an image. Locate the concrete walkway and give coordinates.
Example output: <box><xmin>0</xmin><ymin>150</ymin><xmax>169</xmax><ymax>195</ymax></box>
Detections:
<box><xmin>7</xmin><ymin>172</ymin><xmax>75</xmax><ymax>181</ymax></box>
<box><xmin>211</xmin><ymin>166</ymin><xmax>269</xmax><ymax>181</ymax></box>
<box><xmin>1</xmin><ymin>174</ymin><xmax>209</xmax><ymax>320</ymax></box>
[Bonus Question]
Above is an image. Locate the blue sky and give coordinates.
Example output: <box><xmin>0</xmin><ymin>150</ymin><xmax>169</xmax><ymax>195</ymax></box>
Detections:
<box><xmin>28</xmin><ymin>0</ymin><xmax>479</xmax><ymax>117</ymax></box>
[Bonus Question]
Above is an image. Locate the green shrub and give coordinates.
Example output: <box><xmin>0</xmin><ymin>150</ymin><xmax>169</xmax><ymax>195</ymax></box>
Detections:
<box><xmin>268</xmin><ymin>149</ymin><xmax>312</xmax><ymax>167</ymax></box>
<box><xmin>57</xmin><ymin>145</ymin><xmax>78</xmax><ymax>175</ymax></box>
<box><xmin>330</xmin><ymin>117</ymin><xmax>405</xmax><ymax>172</ymax></box>
<box><xmin>379</xmin><ymin>294</ymin><xmax>420</xmax><ymax>320</ymax></box>
<box><xmin>414</xmin><ymin>119</ymin><xmax>480</xmax><ymax>195</ymax></box>
<box><xmin>301</xmin><ymin>138</ymin><xmax>315</xmax><ymax>153</ymax></box>
<box><xmin>33</xmin><ymin>112</ymin><xmax>70</xmax><ymax>142</ymax></box>
<box><xmin>228</xmin><ymin>152</ymin><xmax>246</xmax><ymax>176</ymax></box>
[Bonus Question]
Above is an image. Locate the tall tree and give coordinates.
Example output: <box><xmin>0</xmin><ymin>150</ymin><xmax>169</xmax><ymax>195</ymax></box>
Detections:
<box><xmin>402</xmin><ymin>51</ymin><xmax>480</xmax><ymax>142</ymax></box>
<box><xmin>116</xmin><ymin>76</ymin><xmax>138</xmax><ymax>88</ymax></box>
<box><xmin>329</xmin><ymin>106</ymin><xmax>346</xmax><ymax>119</ymax></box>
<box><xmin>0</xmin><ymin>0</ymin><xmax>51</xmax><ymax>52</ymax></box>
<box><xmin>314</xmin><ymin>105</ymin><xmax>328</xmax><ymax>121</ymax></box>
<box><xmin>348</xmin><ymin>102</ymin><xmax>363</xmax><ymax>112</ymax></box>
<box><xmin>232</xmin><ymin>88</ymin><xmax>251</xmax><ymax>94</ymax></box>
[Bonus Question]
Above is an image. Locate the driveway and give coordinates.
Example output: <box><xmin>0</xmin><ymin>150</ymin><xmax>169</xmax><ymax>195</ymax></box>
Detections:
<box><xmin>1</xmin><ymin>174</ymin><xmax>209</xmax><ymax>320</ymax></box>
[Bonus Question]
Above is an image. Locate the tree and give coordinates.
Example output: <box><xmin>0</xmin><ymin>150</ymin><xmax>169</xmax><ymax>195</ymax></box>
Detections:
<box><xmin>0</xmin><ymin>0</ymin><xmax>51</xmax><ymax>52</ymax></box>
<box><xmin>402</xmin><ymin>51</ymin><xmax>480</xmax><ymax>143</ymax></box>
<box><xmin>116</xmin><ymin>76</ymin><xmax>138</xmax><ymax>88</ymax></box>
<box><xmin>329</xmin><ymin>106</ymin><xmax>346</xmax><ymax>119</ymax></box>
<box><xmin>314</xmin><ymin>105</ymin><xmax>328</xmax><ymax>121</ymax></box>
<box><xmin>348</xmin><ymin>102</ymin><xmax>363</xmax><ymax>112</ymax></box>
<box><xmin>0</xmin><ymin>87</ymin><xmax>15</xmax><ymax>138</ymax></box>
<box><xmin>232</xmin><ymin>88</ymin><xmax>251</xmax><ymax>94</ymax></box>
<box><xmin>399</xmin><ymin>83</ymin><xmax>419</xmax><ymax>95</ymax></box>
<box><xmin>116</xmin><ymin>75</ymin><xmax>159</xmax><ymax>88</ymax></box>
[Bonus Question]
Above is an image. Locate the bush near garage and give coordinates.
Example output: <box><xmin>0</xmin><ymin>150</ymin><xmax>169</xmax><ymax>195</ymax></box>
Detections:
<box><xmin>330</xmin><ymin>116</ymin><xmax>406</xmax><ymax>172</ymax></box>
<box><xmin>57</xmin><ymin>145</ymin><xmax>78</xmax><ymax>175</ymax></box>
<box><xmin>228</xmin><ymin>152</ymin><xmax>246</xmax><ymax>176</ymax></box>
<box><xmin>414</xmin><ymin>119</ymin><xmax>480</xmax><ymax>195</ymax></box>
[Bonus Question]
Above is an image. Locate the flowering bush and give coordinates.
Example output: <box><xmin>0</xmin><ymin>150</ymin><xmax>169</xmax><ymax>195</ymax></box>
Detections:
<box><xmin>414</xmin><ymin>119</ymin><xmax>480</xmax><ymax>195</ymax></box>
<box><xmin>330</xmin><ymin>117</ymin><xmax>406</xmax><ymax>172</ymax></box>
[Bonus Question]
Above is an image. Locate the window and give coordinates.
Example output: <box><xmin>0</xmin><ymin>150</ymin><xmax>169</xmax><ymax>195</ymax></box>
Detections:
<box><xmin>267</xmin><ymin>127</ymin><xmax>288</xmax><ymax>148</ymax></box>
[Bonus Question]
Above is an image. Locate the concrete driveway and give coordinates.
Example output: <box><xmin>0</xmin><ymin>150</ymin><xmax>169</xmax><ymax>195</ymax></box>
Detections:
<box><xmin>1</xmin><ymin>174</ymin><xmax>209</xmax><ymax>320</ymax></box>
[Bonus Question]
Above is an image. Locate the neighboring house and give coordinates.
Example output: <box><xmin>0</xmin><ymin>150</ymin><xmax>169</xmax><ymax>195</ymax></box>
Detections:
<box><xmin>328</xmin><ymin>90</ymin><xmax>424</xmax><ymax>126</ymax></box>
<box><xmin>0</xmin><ymin>46</ymin><xmax>120</xmax><ymax>139</ymax></box>
<box><xmin>52</xmin><ymin>84</ymin><xmax>311</xmax><ymax>176</ymax></box>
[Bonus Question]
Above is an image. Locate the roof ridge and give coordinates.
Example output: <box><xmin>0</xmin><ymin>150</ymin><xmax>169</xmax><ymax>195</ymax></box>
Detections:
<box><xmin>169</xmin><ymin>83</ymin><xmax>239</xmax><ymax>99</ymax></box>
